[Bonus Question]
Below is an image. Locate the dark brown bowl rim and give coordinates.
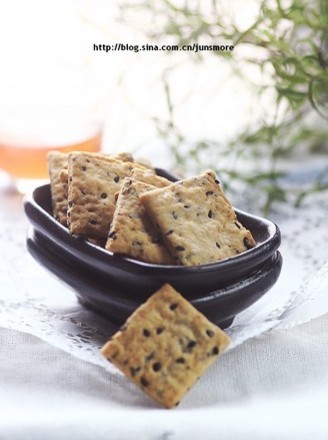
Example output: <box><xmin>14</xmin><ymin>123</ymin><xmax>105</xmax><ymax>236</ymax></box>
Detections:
<box><xmin>24</xmin><ymin>179</ymin><xmax>281</xmax><ymax>276</ymax></box>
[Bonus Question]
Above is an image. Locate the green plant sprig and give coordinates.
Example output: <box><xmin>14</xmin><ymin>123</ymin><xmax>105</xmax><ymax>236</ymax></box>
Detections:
<box><xmin>120</xmin><ymin>0</ymin><xmax>328</xmax><ymax>213</ymax></box>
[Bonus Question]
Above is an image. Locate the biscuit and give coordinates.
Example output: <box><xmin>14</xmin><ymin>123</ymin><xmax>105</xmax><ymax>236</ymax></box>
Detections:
<box><xmin>47</xmin><ymin>152</ymin><xmax>69</xmax><ymax>225</ymax></box>
<box><xmin>139</xmin><ymin>170</ymin><xmax>256</xmax><ymax>266</ymax></box>
<box><xmin>105</xmin><ymin>178</ymin><xmax>175</xmax><ymax>264</ymax></box>
<box><xmin>101</xmin><ymin>283</ymin><xmax>230</xmax><ymax>408</ymax></box>
<box><xmin>67</xmin><ymin>153</ymin><xmax>141</xmax><ymax>238</ymax></box>
<box><xmin>59</xmin><ymin>152</ymin><xmax>135</xmax><ymax>186</ymax></box>
<box><xmin>131</xmin><ymin>168</ymin><xmax>172</xmax><ymax>188</ymax></box>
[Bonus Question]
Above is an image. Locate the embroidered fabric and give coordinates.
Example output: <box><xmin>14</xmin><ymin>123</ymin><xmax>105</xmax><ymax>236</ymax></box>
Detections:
<box><xmin>0</xmin><ymin>182</ymin><xmax>327</xmax><ymax>371</ymax></box>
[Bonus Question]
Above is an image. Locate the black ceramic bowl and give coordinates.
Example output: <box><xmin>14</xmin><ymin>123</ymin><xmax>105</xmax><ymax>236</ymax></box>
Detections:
<box><xmin>24</xmin><ymin>169</ymin><xmax>282</xmax><ymax>328</ymax></box>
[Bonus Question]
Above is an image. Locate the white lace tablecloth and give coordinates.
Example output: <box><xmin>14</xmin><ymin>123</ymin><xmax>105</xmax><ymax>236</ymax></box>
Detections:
<box><xmin>0</xmin><ymin>174</ymin><xmax>328</xmax><ymax>439</ymax></box>
<box><xmin>0</xmin><ymin>181</ymin><xmax>327</xmax><ymax>368</ymax></box>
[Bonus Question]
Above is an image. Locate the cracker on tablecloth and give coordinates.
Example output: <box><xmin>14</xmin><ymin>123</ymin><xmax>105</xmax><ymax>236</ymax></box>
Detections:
<box><xmin>139</xmin><ymin>170</ymin><xmax>256</xmax><ymax>266</ymax></box>
<box><xmin>101</xmin><ymin>283</ymin><xmax>230</xmax><ymax>408</ymax></box>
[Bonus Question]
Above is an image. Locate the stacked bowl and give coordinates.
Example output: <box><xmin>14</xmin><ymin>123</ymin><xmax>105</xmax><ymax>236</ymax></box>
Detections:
<box><xmin>24</xmin><ymin>169</ymin><xmax>282</xmax><ymax>329</ymax></box>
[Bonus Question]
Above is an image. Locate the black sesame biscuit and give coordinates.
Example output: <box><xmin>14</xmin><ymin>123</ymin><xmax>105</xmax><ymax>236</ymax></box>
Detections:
<box><xmin>48</xmin><ymin>151</ymin><xmax>133</xmax><ymax>226</ymax></box>
<box><xmin>67</xmin><ymin>152</ymin><xmax>145</xmax><ymax>239</ymax></box>
<box><xmin>59</xmin><ymin>152</ymin><xmax>136</xmax><ymax>188</ymax></box>
<box><xmin>131</xmin><ymin>168</ymin><xmax>172</xmax><ymax>188</ymax></box>
<box><xmin>47</xmin><ymin>151</ymin><xmax>69</xmax><ymax>226</ymax></box>
<box><xmin>101</xmin><ymin>283</ymin><xmax>230</xmax><ymax>408</ymax></box>
<box><xmin>139</xmin><ymin>170</ymin><xmax>256</xmax><ymax>266</ymax></box>
<box><xmin>105</xmin><ymin>178</ymin><xmax>175</xmax><ymax>264</ymax></box>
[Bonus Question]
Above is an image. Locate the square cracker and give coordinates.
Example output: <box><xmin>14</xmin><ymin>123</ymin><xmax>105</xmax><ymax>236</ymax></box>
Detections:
<box><xmin>101</xmin><ymin>283</ymin><xmax>230</xmax><ymax>408</ymax></box>
<box><xmin>139</xmin><ymin>170</ymin><xmax>256</xmax><ymax>266</ymax></box>
<box><xmin>105</xmin><ymin>178</ymin><xmax>175</xmax><ymax>264</ymax></box>
<box><xmin>131</xmin><ymin>168</ymin><xmax>172</xmax><ymax>188</ymax></box>
<box><xmin>59</xmin><ymin>151</ymin><xmax>136</xmax><ymax>188</ymax></box>
<box><xmin>67</xmin><ymin>152</ymin><xmax>142</xmax><ymax>238</ymax></box>
<box><xmin>48</xmin><ymin>150</ymin><xmax>138</xmax><ymax>229</ymax></box>
<box><xmin>47</xmin><ymin>151</ymin><xmax>69</xmax><ymax>225</ymax></box>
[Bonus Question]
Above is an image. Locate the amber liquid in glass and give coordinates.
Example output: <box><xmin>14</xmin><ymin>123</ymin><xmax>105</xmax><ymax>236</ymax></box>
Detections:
<box><xmin>0</xmin><ymin>133</ymin><xmax>101</xmax><ymax>179</ymax></box>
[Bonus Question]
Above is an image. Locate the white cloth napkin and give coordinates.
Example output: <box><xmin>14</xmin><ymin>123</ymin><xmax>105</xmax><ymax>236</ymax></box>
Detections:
<box><xmin>1</xmin><ymin>315</ymin><xmax>328</xmax><ymax>440</ymax></box>
<box><xmin>0</xmin><ymin>186</ymin><xmax>328</xmax><ymax>371</ymax></box>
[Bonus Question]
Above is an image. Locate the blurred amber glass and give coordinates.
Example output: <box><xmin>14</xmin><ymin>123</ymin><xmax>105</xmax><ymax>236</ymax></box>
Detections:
<box><xmin>0</xmin><ymin>132</ymin><xmax>101</xmax><ymax>180</ymax></box>
<box><xmin>0</xmin><ymin>76</ymin><xmax>105</xmax><ymax>192</ymax></box>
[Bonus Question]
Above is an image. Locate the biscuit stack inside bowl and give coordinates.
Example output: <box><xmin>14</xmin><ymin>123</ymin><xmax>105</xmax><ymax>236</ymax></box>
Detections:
<box><xmin>48</xmin><ymin>151</ymin><xmax>256</xmax><ymax>267</ymax></box>
<box><xmin>41</xmin><ymin>150</ymin><xmax>282</xmax><ymax>327</ymax></box>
